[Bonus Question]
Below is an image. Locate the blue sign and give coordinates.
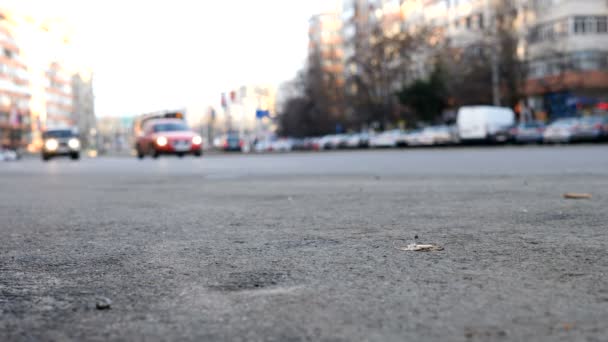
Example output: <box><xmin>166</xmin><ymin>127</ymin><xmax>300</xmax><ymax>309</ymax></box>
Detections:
<box><xmin>256</xmin><ymin>110</ymin><xmax>270</xmax><ymax>119</ymax></box>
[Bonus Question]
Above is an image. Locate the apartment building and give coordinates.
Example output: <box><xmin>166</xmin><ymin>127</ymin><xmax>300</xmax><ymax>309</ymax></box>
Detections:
<box><xmin>0</xmin><ymin>7</ymin><xmax>94</xmax><ymax>151</ymax></box>
<box><xmin>0</xmin><ymin>10</ymin><xmax>31</xmax><ymax>149</ymax></box>
<box><xmin>309</xmin><ymin>13</ymin><xmax>345</xmax><ymax>79</ymax></box>
<box><xmin>309</xmin><ymin>13</ymin><xmax>345</xmax><ymax>121</ymax></box>
<box><xmin>72</xmin><ymin>70</ymin><xmax>95</xmax><ymax>148</ymax></box>
<box><xmin>525</xmin><ymin>0</ymin><xmax>608</xmax><ymax>117</ymax></box>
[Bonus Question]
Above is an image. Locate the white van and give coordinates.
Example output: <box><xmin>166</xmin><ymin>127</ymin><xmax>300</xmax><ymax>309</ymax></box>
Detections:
<box><xmin>457</xmin><ymin>106</ymin><xmax>515</xmax><ymax>143</ymax></box>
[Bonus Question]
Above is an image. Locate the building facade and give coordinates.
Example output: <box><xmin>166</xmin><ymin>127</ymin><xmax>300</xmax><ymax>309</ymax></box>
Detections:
<box><xmin>338</xmin><ymin>0</ymin><xmax>608</xmax><ymax>119</ymax></box>
<box><xmin>309</xmin><ymin>13</ymin><xmax>345</xmax><ymax>127</ymax></box>
<box><xmin>0</xmin><ymin>10</ymin><xmax>31</xmax><ymax>149</ymax></box>
<box><xmin>0</xmin><ymin>7</ymin><xmax>95</xmax><ymax>151</ymax></box>
<box><xmin>525</xmin><ymin>0</ymin><xmax>608</xmax><ymax>117</ymax></box>
<box><xmin>71</xmin><ymin>70</ymin><xmax>96</xmax><ymax>148</ymax></box>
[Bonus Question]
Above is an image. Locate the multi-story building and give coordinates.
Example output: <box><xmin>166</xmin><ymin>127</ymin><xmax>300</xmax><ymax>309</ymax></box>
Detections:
<box><xmin>309</xmin><ymin>13</ymin><xmax>344</xmax><ymax>79</ymax></box>
<box><xmin>525</xmin><ymin>0</ymin><xmax>608</xmax><ymax>117</ymax></box>
<box><xmin>71</xmin><ymin>70</ymin><xmax>96</xmax><ymax>148</ymax></box>
<box><xmin>400</xmin><ymin>0</ymin><xmax>608</xmax><ymax>117</ymax></box>
<box><xmin>0</xmin><ymin>7</ymin><xmax>94</xmax><ymax>151</ymax></box>
<box><xmin>309</xmin><ymin>13</ymin><xmax>345</xmax><ymax>126</ymax></box>
<box><xmin>44</xmin><ymin>61</ymin><xmax>73</xmax><ymax>128</ymax></box>
<box><xmin>0</xmin><ymin>10</ymin><xmax>31</xmax><ymax>149</ymax></box>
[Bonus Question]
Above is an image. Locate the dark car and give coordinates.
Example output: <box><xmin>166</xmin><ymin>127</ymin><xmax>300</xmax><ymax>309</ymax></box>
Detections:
<box><xmin>221</xmin><ymin>131</ymin><xmax>244</xmax><ymax>152</ymax></box>
<box><xmin>41</xmin><ymin>128</ymin><xmax>81</xmax><ymax>161</ymax></box>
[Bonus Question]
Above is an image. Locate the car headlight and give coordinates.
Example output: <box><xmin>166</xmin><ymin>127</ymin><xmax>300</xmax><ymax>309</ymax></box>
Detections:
<box><xmin>68</xmin><ymin>138</ymin><xmax>80</xmax><ymax>150</ymax></box>
<box><xmin>45</xmin><ymin>139</ymin><xmax>58</xmax><ymax>151</ymax></box>
<box><xmin>156</xmin><ymin>136</ymin><xmax>168</xmax><ymax>147</ymax></box>
<box><xmin>192</xmin><ymin>136</ymin><xmax>203</xmax><ymax>145</ymax></box>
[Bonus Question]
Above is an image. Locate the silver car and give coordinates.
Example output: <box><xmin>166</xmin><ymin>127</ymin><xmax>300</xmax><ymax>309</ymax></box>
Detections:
<box><xmin>543</xmin><ymin>118</ymin><xmax>579</xmax><ymax>144</ymax></box>
<box><xmin>571</xmin><ymin>116</ymin><xmax>608</xmax><ymax>142</ymax></box>
<box><xmin>511</xmin><ymin>121</ymin><xmax>546</xmax><ymax>144</ymax></box>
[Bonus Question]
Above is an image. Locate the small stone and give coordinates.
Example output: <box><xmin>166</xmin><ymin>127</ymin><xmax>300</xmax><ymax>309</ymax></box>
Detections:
<box><xmin>96</xmin><ymin>297</ymin><xmax>112</xmax><ymax>310</ymax></box>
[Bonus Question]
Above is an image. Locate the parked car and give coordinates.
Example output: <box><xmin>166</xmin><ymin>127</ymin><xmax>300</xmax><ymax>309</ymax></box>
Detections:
<box><xmin>510</xmin><ymin>121</ymin><xmax>546</xmax><ymax>144</ymax></box>
<box><xmin>571</xmin><ymin>116</ymin><xmax>608</xmax><ymax>142</ymax></box>
<box><xmin>41</xmin><ymin>128</ymin><xmax>81</xmax><ymax>161</ymax></box>
<box><xmin>308</xmin><ymin>137</ymin><xmax>322</xmax><ymax>151</ymax></box>
<box><xmin>370</xmin><ymin>130</ymin><xmax>401</xmax><ymax>148</ymax></box>
<box><xmin>270</xmin><ymin>138</ymin><xmax>294</xmax><ymax>152</ymax></box>
<box><xmin>424</xmin><ymin>125</ymin><xmax>459</xmax><ymax>146</ymax></box>
<box><xmin>543</xmin><ymin>118</ymin><xmax>580</xmax><ymax>144</ymax></box>
<box><xmin>0</xmin><ymin>148</ymin><xmax>20</xmax><ymax>161</ymax></box>
<box><xmin>318</xmin><ymin>134</ymin><xmax>345</xmax><ymax>150</ymax></box>
<box><xmin>254</xmin><ymin>139</ymin><xmax>272</xmax><ymax>153</ymax></box>
<box><xmin>345</xmin><ymin>132</ymin><xmax>371</xmax><ymax>148</ymax></box>
<box><xmin>457</xmin><ymin>106</ymin><xmax>515</xmax><ymax>143</ymax></box>
<box><xmin>135</xmin><ymin>119</ymin><xmax>203</xmax><ymax>158</ymax></box>
<box><xmin>219</xmin><ymin>131</ymin><xmax>244</xmax><ymax>152</ymax></box>
<box><xmin>291</xmin><ymin>138</ymin><xmax>308</xmax><ymax>151</ymax></box>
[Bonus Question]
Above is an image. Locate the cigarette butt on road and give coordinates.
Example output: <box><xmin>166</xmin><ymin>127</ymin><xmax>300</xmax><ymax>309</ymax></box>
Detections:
<box><xmin>563</xmin><ymin>193</ymin><xmax>592</xmax><ymax>200</ymax></box>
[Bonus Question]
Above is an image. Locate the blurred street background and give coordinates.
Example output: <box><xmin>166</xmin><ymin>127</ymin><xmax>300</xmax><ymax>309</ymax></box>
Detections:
<box><xmin>1</xmin><ymin>0</ymin><xmax>608</xmax><ymax>341</ymax></box>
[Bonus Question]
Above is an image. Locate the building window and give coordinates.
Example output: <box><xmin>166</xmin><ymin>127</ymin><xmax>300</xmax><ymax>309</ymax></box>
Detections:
<box><xmin>598</xmin><ymin>16</ymin><xmax>608</xmax><ymax>33</ymax></box>
<box><xmin>573</xmin><ymin>16</ymin><xmax>608</xmax><ymax>34</ymax></box>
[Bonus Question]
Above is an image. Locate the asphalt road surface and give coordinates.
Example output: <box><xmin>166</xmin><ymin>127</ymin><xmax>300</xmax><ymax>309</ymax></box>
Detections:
<box><xmin>1</xmin><ymin>145</ymin><xmax>607</xmax><ymax>341</ymax></box>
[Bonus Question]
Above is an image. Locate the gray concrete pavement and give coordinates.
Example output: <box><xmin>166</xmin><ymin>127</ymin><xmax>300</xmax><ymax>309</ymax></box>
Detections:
<box><xmin>1</xmin><ymin>145</ymin><xmax>607</xmax><ymax>341</ymax></box>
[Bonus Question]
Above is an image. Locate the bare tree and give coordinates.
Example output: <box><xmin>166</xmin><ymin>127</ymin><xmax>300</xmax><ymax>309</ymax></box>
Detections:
<box><xmin>278</xmin><ymin>48</ymin><xmax>344</xmax><ymax>137</ymax></box>
<box><xmin>346</xmin><ymin>24</ymin><xmax>430</xmax><ymax>130</ymax></box>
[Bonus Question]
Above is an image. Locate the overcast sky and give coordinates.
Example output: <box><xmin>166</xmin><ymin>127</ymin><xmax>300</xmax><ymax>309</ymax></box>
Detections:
<box><xmin>4</xmin><ymin>0</ymin><xmax>340</xmax><ymax>117</ymax></box>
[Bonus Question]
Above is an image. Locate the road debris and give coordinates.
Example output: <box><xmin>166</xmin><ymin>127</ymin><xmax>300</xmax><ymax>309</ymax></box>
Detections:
<box><xmin>398</xmin><ymin>244</ymin><xmax>444</xmax><ymax>252</ymax></box>
<box><xmin>95</xmin><ymin>297</ymin><xmax>112</xmax><ymax>310</ymax></box>
<box><xmin>563</xmin><ymin>193</ymin><xmax>592</xmax><ymax>200</ymax></box>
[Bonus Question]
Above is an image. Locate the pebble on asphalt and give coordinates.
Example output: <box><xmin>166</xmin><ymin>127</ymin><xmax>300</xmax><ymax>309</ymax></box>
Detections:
<box><xmin>96</xmin><ymin>297</ymin><xmax>112</xmax><ymax>310</ymax></box>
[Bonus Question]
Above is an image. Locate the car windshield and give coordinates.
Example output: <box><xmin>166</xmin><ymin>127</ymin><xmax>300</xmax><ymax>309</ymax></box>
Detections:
<box><xmin>43</xmin><ymin>130</ymin><xmax>75</xmax><ymax>139</ymax></box>
<box><xmin>581</xmin><ymin>116</ymin><xmax>603</xmax><ymax>124</ymax></box>
<box><xmin>153</xmin><ymin>123</ymin><xmax>189</xmax><ymax>132</ymax></box>
<box><xmin>551</xmin><ymin>119</ymin><xmax>578</xmax><ymax>127</ymax></box>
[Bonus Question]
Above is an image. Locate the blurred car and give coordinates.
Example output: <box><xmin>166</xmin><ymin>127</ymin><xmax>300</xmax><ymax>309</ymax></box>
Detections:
<box><xmin>219</xmin><ymin>131</ymin><xmax>244</xmax><ymax>152</ymax></box>
<box><xmin>319</xmin><ymin>134</ymin><xmax>344</xmax><ymax>150</ymax></box>
<box><xmin>571</xmin><ymin>116</ymin><xmax>608</xmax><ymax>142</ymax></box>
<box><xmin>308</xmin><ymin>137</ymin><xmax>322</xmax><ymax>151</ymax></box>
<box><xmin>345</xmin><ymin>132</ymin><xmax>371</xmax><ymax>148</ymax></box>
<box><xmin>0</xmin><ymin>148</ymin><xmax>20</xmax><ymax>161</ymax></box>
<box><xmin>401</xmin><ymin>126</ymin><xmax>458</xmax><ymax>147</ymax></box>
<box><xmin>395</xmin><ymin>130</ymin><xmax>414</xmax><ymax>147</ymax></box>
<box><xmin>254</xmin><ymin>139</ymin><xmax>272</xmax><ymax>153</ymax></box>
<box><xmin>509</xmin><ymin>121</ymin><xmax>546</xmax><ymax>144</ymax></box>
<box><xmin>41</xmin><ymin>128</ymin><xmax>81</xmax><ymax>161</ymax></box>
<box><xmin>543</xmin><ymin>118</ymin><xmax>580</xmax><ymax>144</ymax></box>
<box><xmin>270</xmin><ymin>138</ymin><xmax>294</xmax><ymax>152</ymax></box>
<box><xmin>336</xmin><ymin>134</ymin><xmax>352</xmax><ymax>149</ymax></box>
<box><xmin>424</xmin><ymin>125</ymin><xmax>459</xmax><ymax>146</ymax></box>
<box><xmin>317</xmin><ymin>135</ymin><xmax>333</xmax><ymax>150</ymax></box>
<box><xmin>291</xmin><ymin>138</ymin><xmax>308</xmax><ymax>151</ymax></box>
<box><xmin>370</xmin><ymin>130</ymin><xmax>401</xmax><ymax>148</ymax></box>
<box><xmin>135</xmin><ymin>119</ymin><xmax>203</xmax><ymax>158</ymax></box>
<box><xmin>457</xmin><ymin>106</ymin><xmax>515</xmax><ymax>143</ymax></box>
